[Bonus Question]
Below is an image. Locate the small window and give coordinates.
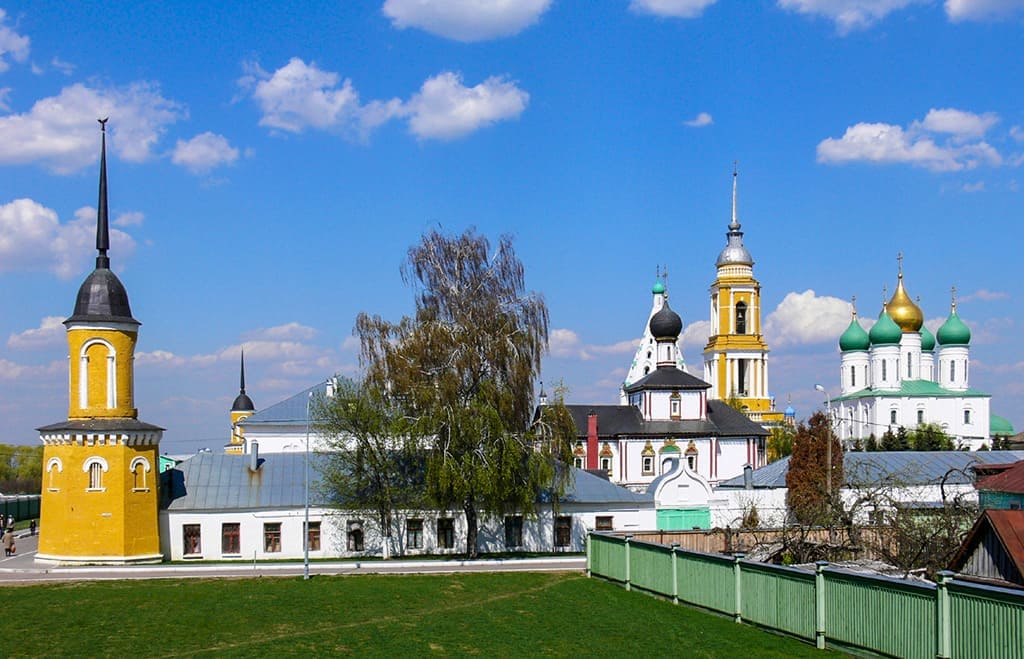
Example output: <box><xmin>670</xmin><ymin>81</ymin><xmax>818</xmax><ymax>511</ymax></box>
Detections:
<box><xmin>951</xmin><ymin>361</ymin><xmax>956</xmax><ymax>380</ymax></box>
<box><xmin>641</xmin><ymin>455</ymin><xmax>654</xmax><ymax>475</ymax></box>
<box><xmin>183</xmin><ymin>524</ymin><xmax>202</xmax><ymax>556</ymax></box>
<box><xmin>599</xmin><ymin>456</ymin><xmax>612</xmax><ymax>474</ymax></box>
<box><xmin>735</xmin><ymin>301</ymin><xmax>747</xmax><ymax>334</ymax></box>
<box><xmin>407</xmin><ymin>519</ymin><xmax>424</xmax><ymax>549</ymax></box>
<box><xmin>263</xmin><ymin>522</ymin><xmax>282</xmax><ymax>553</ymax></box>
<box><xmin>917</xmin><ymin>410</ymin><xmax>924</xmax><ymax>425</ymax></box>
<box><xmin>504</xmin><ymin>516</ymin><xmax>523</xmax><ymax>548</ymax></box>
<box><xmin>88</xmin><ymin>462</ymin><xmax>103</xmax><ymax>490</ymax></box>
<box><xmin>964</xmin><ymin>410</ymin><xmax>971</xmax><ymax>424</ymax></box>
<box><xmin>882</xmin><ymin>360</ymin><xmax>887</xmax><ymax>381</ymax></box>
<box><xmin>595</xmin><ymin>516</ymin><xmax>613</xmax><ymax>531</ymax></box>
<box><xmin>890</xmin><ymin>409</ymin><xmax>897</xmax><ymax>424</ymax></box>
<box><xmin>131</xmin><ymin>457</ymin><xmax>150</xmax><ymax>491</ymax></box>
<box><xmin>222</xmin><ymin>523</ymin><xmax>240</xmax><ymax>555</ymax></box>
<box><xmin>851</xmin><ymin>365</ymin><xmax>856</xmax><ymax>388</ymax></box>
<box><xmin>573</xmin><ymin>456</ymin><xmax>584</xmax><ymax>469</ymax></box>
<box><xmin>46</xmin><ymin>457</ymin><xmax>62</xmax><ymax>491</ymax></box>
<box><xmin>686</xmin><ymin>454</ymin><xmax>696</xmax><ymax>471</ymax></box>
<box><xmin>306</xmin><ymin>521</ymin><xmax>321</xmax><ymax>552</ymax></box>
<box><xmin>347</xmin><ymin>521</ymin><xmax>364</xmax><ymax>551</ymax></box>
<box><xmin>437</xmin><ymin>518</ymin><xmax>455</xmax><ymax>549</ymax></box>
<box><xmin>554</xmin><ymin>516</ymin><xmax>572</xmax><ymax>548</ymax></box>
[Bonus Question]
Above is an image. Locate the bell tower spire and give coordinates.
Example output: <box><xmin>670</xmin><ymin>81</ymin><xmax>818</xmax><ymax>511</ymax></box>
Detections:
<box><xmin>96</xmin><ymin>118</ymin><xmax>110</xmax><ymax>270</ymax></box>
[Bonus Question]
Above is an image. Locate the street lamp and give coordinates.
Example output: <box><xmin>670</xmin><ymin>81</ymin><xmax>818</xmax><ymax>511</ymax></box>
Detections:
<box><xmin>814</xmin><ymin>384</ymin><xmax>832</xmax><ymax>498</ymax></box>
<box><xmin>304</xmin><ymin>390</ymin><xmax>312</xmax><ymax>581</ymax></box>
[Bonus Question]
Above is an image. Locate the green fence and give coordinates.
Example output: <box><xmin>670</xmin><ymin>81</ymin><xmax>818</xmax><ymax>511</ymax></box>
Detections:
<box><xmin>587</xmin><ymin>532</ymin><xmax>1024</xmax><ymax>658</ymax></box>
<box><xmin>0</xmin><ymin>495</ymin><xmax>40</xmax><ymax>524</ymax></box>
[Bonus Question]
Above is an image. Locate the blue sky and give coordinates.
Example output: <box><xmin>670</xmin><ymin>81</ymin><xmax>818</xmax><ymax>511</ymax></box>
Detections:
<box><xmin>1</xmin><ymin>0</ymin><xmax>1022</xmax><ymax>453</ymax></box>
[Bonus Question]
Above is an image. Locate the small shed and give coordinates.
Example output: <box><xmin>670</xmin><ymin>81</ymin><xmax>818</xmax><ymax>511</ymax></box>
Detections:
<box><xmin>948</xmin><ymin>509</ymin><xmax>1024</xmax><ymax>589</ymax></box>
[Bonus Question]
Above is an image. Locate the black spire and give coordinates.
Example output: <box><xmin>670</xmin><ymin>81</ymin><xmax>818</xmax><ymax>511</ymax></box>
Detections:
<box><xmin>96</xmin><ymin>118</ymin><xmax>110</xmax><ymax>269</ymax></box>
<box><xmin>239</xmin><ymin>350</ymin><xmax>247</xmax><ymax>394</ymax></box>
<box><xmin>231</xmin><ymin>349</ymin><xmax>256</xmax><ymax>412</ymax></box>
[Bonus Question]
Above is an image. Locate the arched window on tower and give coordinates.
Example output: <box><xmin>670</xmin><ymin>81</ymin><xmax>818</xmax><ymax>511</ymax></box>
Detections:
<box><xmin>735</xmin><ymin>302</ymin><xmax>747</xmax><ymax>334</ymax></box>
<box><xmin>46</xmin><ymin>457</ymin><xmax>63</xmax><ymax>491</ymax></box>
<box><xmin>131</xmin><ymin>456</ymin><xmax>151</xmax><ymax>491</ymax></box>
<box><xmin>80</xmin><ymin>339</ymin><xmax>117</xmax><ymax>410</ymax></box>
<box><xmin>83</xmin><ymin>456</ymin><xmax>109</xmax><ymax>492</ymax></box>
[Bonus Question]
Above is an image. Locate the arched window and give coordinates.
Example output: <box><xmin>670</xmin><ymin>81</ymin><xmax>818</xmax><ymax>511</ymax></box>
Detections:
<box><xmin>130</xmin><ymin>456</ymin><xmax>151</xmax><ymax>491</ymax></box>
<box><xmin>83</xmin><ymin>456</ymin><xmax>109</xmax><ymax>491</ymax></box>
<box><xmin>46</xmin><ymin>457</ymin><xmax>63</xmax><ymax>491</ymax></box>
<box><xmin>851</xmin><ymin>365</ymin><xmax>856</xmax><ymax>388</ymax></box>
<box><xmin>735</xmin><ymin>302</ymin><xmax>747</xmax><ymax>334</ymax></box>
<box><xmin>79</xmin><ymin>339</ymin><xmax>117</xmax><ymax>410</ymax></box>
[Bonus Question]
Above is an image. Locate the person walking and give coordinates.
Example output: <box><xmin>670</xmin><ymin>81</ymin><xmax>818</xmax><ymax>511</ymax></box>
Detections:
<box><xmin>2</xmin><ymin>529</ymin><xmax>13</xmax><ymax>556</ymax></box>
<box><xmin>29</xmin><ymin>519</ymin><xmax>36</xmax><ymax>536</ymax></box>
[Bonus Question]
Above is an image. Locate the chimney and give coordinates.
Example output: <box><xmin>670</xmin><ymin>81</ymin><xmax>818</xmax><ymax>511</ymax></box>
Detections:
<box><xmin>743</xmin><ymin>463</ymin><xmax>753</xmax><ymax>490</ymax></box>
<box><xmin>250</xmin><ymin>439</ymin><xmax>260</xmax><ymax>471</ymax></box>
<box><xmin>587</xmin><ymin>411</ymin><xmax>598</xmax><ymax>470</ymax></box>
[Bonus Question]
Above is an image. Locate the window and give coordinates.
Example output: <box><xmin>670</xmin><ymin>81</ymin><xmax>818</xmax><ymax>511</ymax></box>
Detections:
<box><xmin>882</xmin><ymin>360</ymin><xmax>887</xmax><ymax>381</ymax></box>
<box><xmin>737</xmin><ymin>360</ymin><xmax>748</xmax><ymax>396</ymax></box>
<box><xmin>642</xmin><ymin>455</ymin><xmax>654</xmax><ymax>475</ymax></box>
<box><xmin>131</xmin><ymin>456</ymin><xmax>150</xmax><ymax>491</ymax></box>
<box><xmin>670</xmin><ymin>393</ymin><xmax>681</xmax><ymax>419</ymax></box>
<box><xmin>964</xmin><ymin>410</ymin><xmax>971</xmax><ymax>424</ymax></box>
<box><xmin>89</xmin><ymin>462</ymin><xmax>103</xmax><ymax>490</ymax></box>
<box><xmin>306</xmin><ymin>521</ymin><xmax>321</xmax><ymax>552</ymax></box>
<box><xmin>890</xmin><ymin>409</ymin><xmax>897</xmax><ymax>424</ymax></box>
<box><xmin>263</xmin><ymin>522</ymin><xmax>281</xmax><ymax>553</ymax></box>
<box><xmin>917</xmin><ymin>410</ymin><xmax>924</xmax><ymax>425</ymax></box>
<box><xmin>735</xmin><ymin>301</ymin><xmax>747</xmax><ymax>334</ymax></box>
<box><xmin>686</xmin><ymin>454</ymin><xmax>697</xmax><ymax>471</ymax></box>
<box><xmin>599</xmin><ymin>456</ymin><xmax>612</xmax><ymax>474</ymax></box>
<box><xmin>504</xmin><ymin>516</ymin><xmax>523</xmax><ymax>548</ymax></box>
<box><xmin>437</xmin><ymin>518</ymin><xmax>455</xmax><ymax>549</ymax></box>
<box><xmin>183</xmin><ymin>524</ymin><xmax>202</xmax><ymax>556</ymax></box>
<box><xmin>554</xmin><ymin>516</ymin><xmax>572</xmax><ymax>548</ymax></box>
<box><xmin>573</xmin><ymin>456</ymin><xmax>584</xmax><ymax>470</ymax></box>
<box><xmin>951</xmin><ymin>361</ymin><xmax>956</xmax><ymax>380</ymax></box>
<box><xmin>347</xmin><ymin>521</ymin><xmax>364</xmax><ymax>551</ymax></box>
<box><xmin>851</xmin><ymin>365</ymin><xmax>856</xmax><ymax>388</ymax></box>
<box><xmin>407</xmin><ymin>519</ymin><xmax>424</xmax><ymax>549</ymax></box>
<box><xmin>221</xmin><ymin>523</ymin><xmax>240</xmax><ymax>555</ymax></box>
<box><xmin>46</xmin><ymin>457</ymin><xmax>62</xmax><ymax>491</ymax></box>
<box><xmin>595</xmin><ymin>516</ymin><xmax>613</xmax><ymax>531</ymax></box>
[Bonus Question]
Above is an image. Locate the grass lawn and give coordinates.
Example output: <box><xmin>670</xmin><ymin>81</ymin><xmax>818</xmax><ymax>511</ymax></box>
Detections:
<box><xmin>0</xmin><ymin>572</ymin><xmax>840</xmax><ymax>657</ymax></box>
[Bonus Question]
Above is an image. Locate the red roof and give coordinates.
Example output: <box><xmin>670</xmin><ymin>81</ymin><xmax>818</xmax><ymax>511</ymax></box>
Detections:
<box><xmin>976</xmin><ymin>460</ymin><xmax>1024</xmax><ymax>494</ymax></box>
<box><xmin>950</xmin><ymin>509</ymin><xmax>1024</xmax><ymax>587</ymax></box>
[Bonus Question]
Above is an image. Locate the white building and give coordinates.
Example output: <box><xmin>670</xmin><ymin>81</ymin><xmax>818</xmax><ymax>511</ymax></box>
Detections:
<box><xmin>833</xmin><ymin>265</ymin><xmax>993</xmax><ymax>449</ymax></box>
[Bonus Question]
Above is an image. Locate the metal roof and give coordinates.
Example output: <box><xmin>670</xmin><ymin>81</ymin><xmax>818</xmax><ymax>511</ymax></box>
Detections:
<box><xmin>623</xmin><ymin>367</ymin><xmax>710</xmax><ymax>393</ymax></box>
<box><xmin>717</xmin><ymin>451</ymin><xmax>1024</xmax><ymax>489</ymax></box>
<box><xmin>976</xmin><ymin>460</ymin><xmax>1024</xmax><ymax>495</ymax></box>
<box><xmin>949</xmin><ymin>509</ymin><xmax>1024</xmax><ymax>587</ymax></box>
<box><xmin>563</xmin><ymin>400</ymin><xmax>767</xmax><ymax>440</ymax></box>
<box><xmin>163</xmin><ymin>451</ymin><xmax>652</xmax><ymax>512</ymax></box>
<box><xmin>834</xmin><ymin>379</ymin><xmax>989</xmax><ymax>401</ymax></box>
<box><xmin>239</xmin><ymin>381</ymin><xmax>328</xmax><ymax>427</ymax></box>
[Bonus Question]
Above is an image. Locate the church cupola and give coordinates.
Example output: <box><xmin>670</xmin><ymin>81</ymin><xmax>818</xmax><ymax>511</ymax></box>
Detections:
<box><xmin>937</xmin><ymin>289</ymin><xmax>971</xmax><ymax>391</ymax></box>
<box><xmin>228</xmin><ymin>350</ymin><xmax>256</xmax><ymax>453</ymax></box>
<box><xmin>839</xmin><ymin>307</ymin><xmax>869</xmax><ymax>352</ymax></box>
<box><xmin>650</xmin><ymin>300</ymin><xmax>682</xmax><ymax>366</ymax></box>
<box><xmin>231</xmin><ymin>350</ymin><xmax>256</xmax><ymax>412</ymax></box>
<box><xmin>886</xmin><ymin>254</ymin><xmax>923</xmax><ymax>333</ymax></box>
<box><xmin>715</xmin><ymin>165</ymin><xmax>753</xmax><ymax>270</ymax></box>
<box><xmin>868</xmin><ymin>307</ymin><xmax>902</xmax><ymax>346</ymax></box>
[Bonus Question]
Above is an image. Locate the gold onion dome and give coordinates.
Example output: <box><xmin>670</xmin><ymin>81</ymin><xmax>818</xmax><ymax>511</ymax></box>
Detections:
<box><xmin>887</xmin><ymin>273</ymin><xmax>923</xmax><ymax>332</ymax></box>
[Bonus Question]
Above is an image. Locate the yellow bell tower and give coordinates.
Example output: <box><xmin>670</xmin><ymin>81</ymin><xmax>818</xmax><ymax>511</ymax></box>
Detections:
<box><xmin>702</xmin><ymin>166</ymin><xmax>782</xmax><ymax>425</ymax></box>
<box><xmin>36</xmin><ymin>120</ymin><xmax>164</xmax><ymax>565</ymax></box>
<box><xmin>226</xmin><ymin>351</ymin><xmax>255</xmax><ymax>454</ymax></box>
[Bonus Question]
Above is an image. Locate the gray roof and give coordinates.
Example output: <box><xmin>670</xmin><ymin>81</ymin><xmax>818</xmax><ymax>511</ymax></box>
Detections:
<box><xmin>563</xmin><ymin>400</ymin><xmax>767</xmax><ymax>440</ymax></box>
<box><xmin>624</xmin><ymin>367</ymin><xmax>711</xmax><ymax>393</ymax></box>
<box><xmin>38</xmin><ymin>418</ymin><xmax>164</xmax><ymax>432</ymax></box>
<box><xmin>717</xmin><ymin>450</ymin><xmax>1024</xmax><ymax>489</ymax></box>
<box><xmin>163</xmin><ymin>451</ymin><xmax>650</xmax><ymax>512</ymax></box>
<box><xmin>239</xmin><ymin>381</ymin><xmax>328</xmax><ymax>427</ymax></box>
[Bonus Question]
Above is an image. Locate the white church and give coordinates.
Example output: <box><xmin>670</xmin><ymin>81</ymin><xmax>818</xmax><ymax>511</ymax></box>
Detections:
<box><xmin>833</xmin><ymin>262</ymin><xmax>992</xmax><ymax>450</ymax></box>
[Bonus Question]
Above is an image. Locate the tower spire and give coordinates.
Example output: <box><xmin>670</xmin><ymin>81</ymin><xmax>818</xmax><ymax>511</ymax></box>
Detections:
<box><xmin>730</xmin><ymin>161</ymin><xmax>740</xmax><ymax>230</ymax></box>
<box><xmin>96</xmin><ymin>118</ymin><xmax>110</xmax><ymax>270</ymax></box>
<box><xmin>239</xmin><ymin>349</ymin><xmax>247</xmax><ymax>395</ymax></box>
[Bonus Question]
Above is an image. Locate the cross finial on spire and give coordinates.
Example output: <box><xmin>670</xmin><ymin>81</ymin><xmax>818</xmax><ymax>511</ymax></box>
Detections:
<box><xmin>663</xmin><ymin>265</ymin><xmax>669</xmax><ymax>298</ymax></box>
<box><xmin>897</xmin><ymin>251</ymin><xmax>903</xmax><ymax>278</ymax></box>
<box><xmin>951</xmin><ymin>285</ymin><xmax>957</xmax><ymax>311</ymax></box>
<box><xmin>882</xmin><ymin>285</ymin><xmax>888</xmax><ymax>306</ymax></box>
<box><xmin>851</xmin><ymin>294</ymin><xmax>857</xmax><ymax>318</ymax></box>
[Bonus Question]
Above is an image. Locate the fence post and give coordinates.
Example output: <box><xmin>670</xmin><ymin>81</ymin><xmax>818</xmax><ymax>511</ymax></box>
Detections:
<box><xmin>733</xmin><ymin>553</ymin><xmax>745</xmax><ymax>623</ymax></box>
<box><xmin>585</xmin><ymin>532</ymin><xmax>592</xmax><ymax>578</ymax></box>
<box><xmin>624</xmin><ymin>535</ymin><xmax>632</xmax><ymax>591</ymax></box>
<box><xmin>815</xmin><ymin>561</ymin><xmax>828</xmax><ymax>650</ymax></box>
<box><xmin>670</xmin><ymin>543</ymin><xmax>680</xmax><ymax>604</ymax></box>
<box><xmin>935</xmin><ymin>570</ymin><xmax>953</xmax><ymax>659</ymax></box>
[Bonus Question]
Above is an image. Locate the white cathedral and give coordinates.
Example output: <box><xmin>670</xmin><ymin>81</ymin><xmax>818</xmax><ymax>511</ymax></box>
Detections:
<box><xmin>833</xmin><ymin>263</ymin><xmax>991</xmax><ymax>450</ymax></box>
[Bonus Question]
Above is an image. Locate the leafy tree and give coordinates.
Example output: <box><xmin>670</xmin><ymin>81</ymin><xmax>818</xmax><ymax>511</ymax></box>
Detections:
<box><xmin>785</xmin><ymin>411</ymin><xmax>844</xmax><ymax>526</ymax></box>
<box><xmin>865</xmin><ymin>434</ymin><xmax>878</xmax><ymax>452</ymax></box>
<box><xmin>0</xmin><ymin>444</ymin><xmax>42</xmax><ymax>493</ymax></box>
<box><xmin>767</xmin><ymin>426</ymin><xmax>794</xmax><ymax>463</ymax></box>
<box><xmin>908</xmin><ymin>423</ymin><xmax>953</xmax><ymax>451</ymax></box>
<box><xmin>353</xmin><ymin>228</ymin><xmax>574</xmax><ymax>557</ymax></box>
<box><xmin>314</xmin><ymin>377</ymin><xmax>427</xmax><ymax>558</ymax></box>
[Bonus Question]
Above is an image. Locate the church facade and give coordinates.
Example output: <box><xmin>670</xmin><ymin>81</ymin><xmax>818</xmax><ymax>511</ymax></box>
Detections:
<box><xmin>833</xmin><ymin>263</ymin><xmax>992</xmax><ymax>450</ymax></box>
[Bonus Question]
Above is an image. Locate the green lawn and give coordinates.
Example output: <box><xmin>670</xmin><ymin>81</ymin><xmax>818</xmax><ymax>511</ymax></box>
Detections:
<box><xmin>0</xmin><ymin>572</ymin><xmax>839</xmax><ymax>657</ymax></box>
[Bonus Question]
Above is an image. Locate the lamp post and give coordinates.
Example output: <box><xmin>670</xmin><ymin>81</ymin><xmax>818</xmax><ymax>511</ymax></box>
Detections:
<box><xmin>304</xmin><ymin>390</ymin><xmax>312</xmax><ymax>581</ymax></box>
<box><xmin>814</xmin><ymin>384</ymin><xmax>832</xmax><ymax>498</ymax></box>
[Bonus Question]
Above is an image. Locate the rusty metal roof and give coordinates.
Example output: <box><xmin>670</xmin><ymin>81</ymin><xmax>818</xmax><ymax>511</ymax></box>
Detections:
<box><xmin>949</xmin><ymin>509</ymin><xmax>1024</xmax><ymax>588</ymax></box>
<box><xmin>976</xmin><ymin>460</ymin><xmax>1024</xmax><ymax>495</ymax></box>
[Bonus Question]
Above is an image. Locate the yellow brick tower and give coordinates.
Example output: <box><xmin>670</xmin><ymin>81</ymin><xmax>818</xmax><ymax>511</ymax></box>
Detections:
<box><xmin>36</xmin><ymin>120</ymin><xmax>164</xmax><ymax>564</ymax></box>
<box><xmin>226</xmin><ymin>351</ymin><xmax>255</xmax><ymax>454</ymax></box>
<box><xmin>702</xmin><ymin>166</ymin><xmax>783</xmax><ymax>425</ymax></box>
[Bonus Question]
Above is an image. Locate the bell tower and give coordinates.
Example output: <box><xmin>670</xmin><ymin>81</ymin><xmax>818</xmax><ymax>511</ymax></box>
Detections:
<box><xmin>37</xmin><ymin>120</ymin><xmax>164</xmax><ymax>564</ymax></box>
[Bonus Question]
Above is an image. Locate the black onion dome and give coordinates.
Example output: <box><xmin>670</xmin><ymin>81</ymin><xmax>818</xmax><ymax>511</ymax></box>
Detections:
<box><xmin>231</xmin><ymin>392</ymin><xmax>256</xmax><ymax>412</ymax></box>
<box><xmin>65</xmin><ymin>268</ymin><xmax>139</xmax><ymax>325</ymax></box>
<box><xmin>649</xmin><ymin>301</ymin><xmax>682</xmax><ymax>339</ymax></box>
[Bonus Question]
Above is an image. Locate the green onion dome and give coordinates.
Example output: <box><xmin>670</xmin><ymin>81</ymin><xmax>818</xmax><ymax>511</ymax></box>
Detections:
<box><xmin>652</xmin><ymin>281</ymin><xmax>665</xmax><ymax>295</ymax></box>
<box><xmin>920</xmin><ymin>324</ymin><xmax>936</xmax><ymax>352</ymax></box>
<box><xmin>937</xmin><ymin>307</ymin><xmax>971</xmax><ymax>346</ymax></box>
<box><xmin>839</xmin><ymin>315</ymin><xmax>870</xmax><ymax>352</ymax></box>
<box><xmin>869</xmin><ymin>308</ymin><xmax>902</xmax><ymax>346</ymax></box>
<box><xmin>990</xmin><ymin>414</ymin><xmax>1014</xmax><ymax>437</ymax></box>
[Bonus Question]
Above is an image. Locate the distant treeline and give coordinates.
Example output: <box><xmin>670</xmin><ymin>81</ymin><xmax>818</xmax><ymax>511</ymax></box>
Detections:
<box><xmin>0</xmin><ymin>444</ymin><xmax>42</xmax><ymax>494</ymax></box>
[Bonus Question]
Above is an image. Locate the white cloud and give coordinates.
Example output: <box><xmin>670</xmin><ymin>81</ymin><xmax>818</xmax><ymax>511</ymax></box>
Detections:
<box><xmin>681</xmin><ymin>320</ymin><xmax>711</xmax><ymax>349</ymax></box>
<box><xmin>778</xmin><ymin>0</ymin><xmax>922</xmax><ymax>34</ymax></box>
<box><xmin>241</xmin><ymin>59</ymin><xmax>527</xmax><ymax>141</ymax></box>
<box><xmin>0</xmin><ymin>87</ymin><xmax>10</xmax><ymax>112</ymax></box>
<box><xmin>683</xmin><ymin>112</ymin><xmax>713</xmax><ymax>127</ymax></box>
<box><xmin>945</xmin><ymin>0</ymin><xmax>1024</xmax><ymax>21</ymax></box>
<box><xmin>548</xmin><ymin>328</ymin><xmax>640</xmax><ymax>361</ymax></box>
<box><xmin>630</xmin><ymin>0</ymin><xmax>718</xmax><ymax>18</ymax></box>
<box><xmin>959</xmin><ymin>289</ymin><xmax>1010</xmax><ymax>303</ymax></box>
<box><xmin>817</xmin><ymin>110</ymin><xmax>1004</xmax><ymax>172</ymax></box>
<box><xmin>0</xmin><ymin>199</ymin><xmax>136</xmax><ymax>278</ymax></box>
<box><xmin>7</xmin><ymin>316</ymin><xmax>64</xmax><ymax>350</ymax></box>
<box><xmin>764</xmin><ymin>290</ymin><xmax>853</xmax><ymax>347</ymax></box>
<box><xmin>0</xmin><ymin>9</ymin><xmax>29</xmax><ymax>73</ymax></box>
<box><xmin>960</xmin><ymin>181</ymin><xmax>985</xmax><ymax>193</ymax></box>
<box><xmin>113</xmin><ymin>211</ymin><xmax>144</xmax><ymax>227</ymax></box>
<box><xmin>0</xmin><ymin>358</ymin><xmax>62</xmax><ymax>381</ymax></box>
<box><xmin>382</xmin><ymin>0</ymin><xmax>551</xmax><ymax>41</ymax></box>
<box><xmin>340</xmin><ymin>335</ymin><xmax>361</xmax><ymax>352</ymax></box>
<box><xmin>917</xmin><ymin>108</ymin><xmax>998</xmax><ymax>141</ymax></box>
<box><xmin>50</xmin><ymin>56</ymin><xmax>74</xmax><ymax>76</ymax></box>
<box><xmin>243</xmin><ymin>322</ymin><xmax>318</xmax><ymax>342</ymax></box>
<box><xmin>0</xmin><ymin>82</ymin><xmax>185</xmax><ymax>173</ymax></box>
<box><xmin>404</xmin><ymin>72</ymin><xmax>528</xmax><ymax>140</ymax></box>
<box><xmin>171</xmin><ymin>132</ymin><xmax>240</xmax><ymax>174</ymax></box>
<box><xmin>1010</xmin><ymin>126</ymin><xmax>1024</xmax><ymax>143</ymax></box>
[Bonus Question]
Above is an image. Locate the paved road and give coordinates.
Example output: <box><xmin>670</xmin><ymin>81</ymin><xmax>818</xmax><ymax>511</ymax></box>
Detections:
<box><xmin>0</xmin><ymin>533</ymin><xmax>585</xmax><ymax>583</ymax></box>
